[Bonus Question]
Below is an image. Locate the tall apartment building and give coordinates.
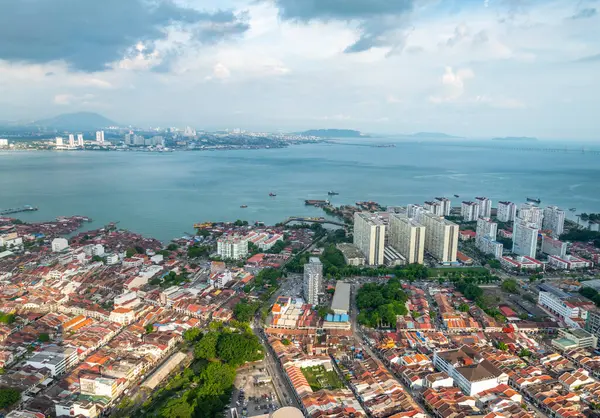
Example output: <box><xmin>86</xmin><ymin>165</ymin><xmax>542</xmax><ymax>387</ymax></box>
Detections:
<box><xmin>519</xmin><ymin>203</ymin><xmax>544</xmax><ymax>229</ymax></box>
<box><xmin>68</xmin><ymin>134</ymin><xmax>75</xmax><ymax>147</ymax></box>
<box><xmin>512</xmin><ymin>220</ymin><xmax>539</xmax><ymax>258</ymax></box>
<box><xmin>55</xmin><ymin>137</ymin><xmax>64</xmax><ymax>146</ymax></box>
<box><xmin>435</xmin><ymin>197</ymin><xmax>452</xmax><ymax>217</ymax></box>
<box><xmin>497</xmin><ymin>201</ymin><xmax>517</xmax><ymax>222</ymax></box>
<box><xmin>0</xmin><ymin>139</ymin><xmax>8</xmax><ymax>147</ymax></box>
<box><xmin>77</xmin><ymin>134</ymin><xmax>84</xmax><ymax>146</ymax></box>
<box><xmin>586</xmin><ymin>310</ymin><xmax>600</xmax><ymax>345</ymax></box>
<box><xmin>424</xmin><ymin>201</ymin><xmax>444</xmax><ymax>216</ymax></box>
<box><xmin>543</xmin><ymin>206</ymin><xmax>566</xmax><ymax>238</ymax></box>
<box><xmin>388</xmin><ymin>213</ymin><xmax>426</xmax><ymax>264</ymax></box>
<box><xmin>217</xmin><ymin>236</ymin><xmax>248</xmax><ymax>260</ymax></box>
<box><xmin>303</xmin><ymin>257</ymin><xmax>323</xmax><ymax>305</ymax></box>
<box><xmin>353</xmin><ymin>212</ymin><xmax>386</xmax><ymax>266</ymax></box>
<box><xmin>421</xmin><ymin>213</ymin><xmax>459</xmax><ymax>263</ymax></box>
<box><xmin>476</xmin><ymin>218</ymin><xmax>503</xmax><ymax>259</ymax></box>
<box><xmin>541</xmin><ymin>236</ymin><xmax>568</xmax><ymax>257</ymax></box>
<box><xmin>461</xmin><ymin>202</ymin><xmax>480</xmax><ymax>222</ymax></box>
<box><xmin>407</xmin><ymin>204</ymin><xmax>425</xmax><ymax>220</ymax></box>
<box><xmin>475</xmin><ymin>197</ymin><xmax>492</xmax><ymax>218</ymax></box>
<box><xmin>96</xmin><ymin>131</ymin><xmax>105</xmax><ymax>143</ymax></box>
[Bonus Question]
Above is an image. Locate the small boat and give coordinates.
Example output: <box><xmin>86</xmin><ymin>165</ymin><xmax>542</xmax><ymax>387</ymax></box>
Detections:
<box><xmin>328</xmin><ymin>191</ymin><xmax>339</xmax><ymax>196</ymax></box>
<box><xmin>570</xmin><ymin>208</ymin><xmax>577</xmax><ymax>212</ymax></box>
<box><xmin>269</xmin><ymin>192</ymin><xmax>277</xmax><ymax>197</ymax></box>
<box><xmin>240</xmin><ymin>205</ymin><xmax>248</xmax><ymax>209</ymax></box>
<box><xmin>526</xmin><ymin>197</ymin><xmax>541</xmax><ymax>204</ymax></box>
<box><xmin>454</xmin><ymin>194</ymin><xmax>460</xmax><ymax>198</ymax></box>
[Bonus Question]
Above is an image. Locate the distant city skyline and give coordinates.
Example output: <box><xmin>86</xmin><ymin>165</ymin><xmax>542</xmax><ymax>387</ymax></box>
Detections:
<box><xmin>0</xmin><ymin>0</ymin><xmax>599</xmax><ymax>139</ymax></box>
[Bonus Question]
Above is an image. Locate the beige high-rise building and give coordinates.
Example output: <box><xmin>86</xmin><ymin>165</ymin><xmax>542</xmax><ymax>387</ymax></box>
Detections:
<box><xmin>353</xmin><ymin>212</ymin><xmax>385</xmax><ymax>266</ymax></box>
<box><xmin>388</xmin><ymin>213</ymin><xmax>425</xmax><ymax>264</ymax></box>
<box><xmin>421</xmin><ymin>213</ymin><xmax>459</xmax><ymax>263</ymax></box>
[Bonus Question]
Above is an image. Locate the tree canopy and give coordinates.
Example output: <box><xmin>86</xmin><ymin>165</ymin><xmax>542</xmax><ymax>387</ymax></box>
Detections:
<box><xmin>356</xmin><ymin>279</ymin><xmax>408</xmax><ymax>328</ymax></box>
<box><xmin>0</xmin><ymin>387</ymin><xmax>20</xmax><ymax>409</ymax></box>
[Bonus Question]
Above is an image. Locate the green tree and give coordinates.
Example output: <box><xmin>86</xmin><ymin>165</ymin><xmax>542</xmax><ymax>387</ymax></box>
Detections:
<box><xmin>167</xmin><ymin>243</ymin><xmax>179</xmax><ymax>251</ymax></box>
<box><xmin>145</xmin><ymin>324</ymin><xmax>154</xmax><ymax>334</ymax></box>
<box><xmin>0</xmin><ymin>312</ymin><xmax>15</xmax><ymax>324</ymax></box>
<box><xmin>233</xmin><ymin>301</ymin><xmax>260</xmax><ymax>323</ymax></box>
<box><xmin>135</xmin><ymin>246</ymin><xmax>145</xmax><ymax>254</ymax></box>
<box><xmin>38</xmin><ymin>333</ymin><xmax>50</xmax><ymax>343</ymax></box>
<box><xmin>519</xmin><ymin>348</ymin><xmax>531</xmax><ymax>357</ymax></box>
<box><xmin>183</xmin><ymin>328</ymin><xmax>202</xmax><ymax>343</ymax></box>
<box><xmin>194</xmin><ymin>332</ymin><xmax>219</xmax><ymax>360</ymax></box>
<box><xmin>497</xmin><ymin>342</ymin><xmax>508</xmax><ymax>351</ymax></box>
<box><xmin>281</xmin><ymin>339</ymin><xmax>291</xmax><ymax>345</ymax></box>
<box><xmin>198</xmin><ymin>362</ymin><xmax>236</xmax><ymax>396</ymax></box>
<box><xmin>458</xmin><ymin>303</ymin><xmax>470</xmax><ymax>312</ymax></box>
<box><xmin>0</xmin><ymin>387</ymin><xmax>21</xmax><ymax>409</ymax></box>
<box><xmin>160</xmin><ymin>394</ymin><xmax>194</xmax><ymax>418</ymax></box>
<box><xmin>216</xmin><ymin>332</ymin><xmax>263</xmax><ymax>367</ymax></box>
<box><xmin>92</xmin><ymin>255</ymin><xmax>104</xmax><ymax>263</ymax></box>
<box><xmin>488</xmin><ymin>259</ymin><xmax>501</xmax><ymax>269</ymax></box>
<box><xmin>501</xmin><ymin>279</ymin><xmax>519</xmax><ymax>294</ymax></box>
<box><xmin>126</xmin><ymin>248</ymin><xmax>135</xmax><ymax>258</ymax></box>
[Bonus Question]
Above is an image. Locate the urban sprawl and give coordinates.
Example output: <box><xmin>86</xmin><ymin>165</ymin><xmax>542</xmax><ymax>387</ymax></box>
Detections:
<box><xmin>1</xmin><ymin>196</ymin><xmax>600</xmax><ymax>418</ymax></box>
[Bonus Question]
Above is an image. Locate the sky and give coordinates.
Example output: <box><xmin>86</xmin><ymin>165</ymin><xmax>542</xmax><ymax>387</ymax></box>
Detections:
<box><xmin>0</xmin><ymin>0</ymin><xmax>599</xmax><ymax>139</ymax></box>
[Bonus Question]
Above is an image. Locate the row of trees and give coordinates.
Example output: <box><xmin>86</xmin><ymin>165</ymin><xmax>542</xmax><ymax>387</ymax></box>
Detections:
<box><xmin>561</xmin><ymin>229</ymin><xmax>600</xmax><ymax>247</ymax></box>
<box><xmin>356</xmin><ymin>278</ymin><xmax>409</xmax><ymax>328</ymax></box>
<box><xmin>580</xmin><ymin>287</ymin><xmax>600</xmax><ymax>307</ymax></box>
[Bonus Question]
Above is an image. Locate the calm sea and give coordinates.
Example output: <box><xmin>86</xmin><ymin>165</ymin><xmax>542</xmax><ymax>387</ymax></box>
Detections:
<box><xmin>1</xmin><ymin>139</ymin><xmax>599</xmax><ymax>242</ymax></box>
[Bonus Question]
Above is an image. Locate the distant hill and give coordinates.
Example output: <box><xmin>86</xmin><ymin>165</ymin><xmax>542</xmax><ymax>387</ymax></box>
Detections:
<box><xmin>405</xmin><ymin>132</ymin><xmax>462</xmax><ymax>139</ymax></box>
<box><xmin>299</xmin><ymin>129</ymin><xmax>367</xmax><ymax>138</ymax></box>
<box><xmin>491</xmin><ymin>136</ymin><xmax>538</xmax><ymax>142</ymax></box>
<box><xmin>30</xmin><ymin>112</ymin><xmax>117</xmax><ymax>130</ymax></box>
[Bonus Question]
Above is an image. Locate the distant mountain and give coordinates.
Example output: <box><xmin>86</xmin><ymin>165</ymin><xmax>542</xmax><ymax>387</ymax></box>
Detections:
<box><xmin>299</xmin><ymin>129</ymin><xmax>368</xmax><ymax>138</ymax></box>
<box><xmin>30</xmin><ymin>112</ymin><xmax>117</xmax><ymax>130</ymax></box>
<box><xmin>491</xmin><ymin>136</ymin><xmax>538</xmax><ymax>142</ymax></box>
<box><xmin>405</xmin><ymin>132</ymin><xmax>462</xmax><ymax>139</ymax></box>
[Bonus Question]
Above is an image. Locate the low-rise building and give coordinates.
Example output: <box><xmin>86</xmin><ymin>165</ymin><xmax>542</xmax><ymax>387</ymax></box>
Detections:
<box><xmin>548</xmin><ymin>255</ymin><xmax>593</xmax><ymax>270</ymax></box>
<box><xmin>25</xmin><ymin>346</ymin><xmax>78</xmax><ymax>377</ymax></box>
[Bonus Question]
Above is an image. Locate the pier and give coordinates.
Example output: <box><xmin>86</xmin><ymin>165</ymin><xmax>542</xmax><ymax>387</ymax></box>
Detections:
<box><xmin>282</xmin><ymin>217</ymin><xmax>346</xmax><ymax>228</ymax></box>
<box><xmin>0</xmin><ymin>205</ymin><xmax>38</xmax><ymax>216</ymax></box>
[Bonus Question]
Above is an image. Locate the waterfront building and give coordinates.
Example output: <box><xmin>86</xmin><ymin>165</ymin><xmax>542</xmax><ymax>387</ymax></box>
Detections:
<box><xmin>96</xmin><ymin>131</ymin><xmax>105</xmax><ymax>143</ymax></box>
<box><xmin>216</xmin><ymin>235</ymin><xmax>248</xmax><ymax>260</ymax></box>
<box><xmin>55</xmin><ymin>137</ymin><xmax>64</xmax><ymax>146</ymax></box>
<box><xmin>519</xmin><ymin>203</ymin><xmax>544</xmax><ymax>229</ymax></box>
<box><xmin>388</xmin><ymin>213</ymin><xmax>425</xmax><ymax>264</ymax></box>
<box><xmin>512</xmin><ymin>220</ymin><xmax>538</xmax><ymax>258</ymax></box>
<box><xmin>541</xmin><ymin>236</ymin><xmax>567</xmax><ymax>257</ymax></box>
<box><xmin>68</xmin><ymin>134</ymin><xmax>75</xmax><ymax>147</ymax></box>
<box><xmin>424</xmin><ymin>201</ymin><xmax>444</xmax><ymax>216</ymax></box>
<box><xmin>303</xmin><ymin>257</ymin><xmax>323</xmax><ymax>305</ymax></box>
<box><xmin>51</xmin><ymin>237</ymin><xmax>69</xmax><ymax>252</ymax></box>
<box><xmin>77</xmin><ymin>134</ymin><xmax>84</xmax><ymax>146</ymax></box>
<box><xmin>475</xmin><ymin>197</ymin><xmax>492</xmax><ymax>218</ymax></box>
<box><xmin>497</xmin><ymin>201</ymin><xmax>517</xmax><ymax>222</ymax></box>
<box><xmin>0</xmin><ymin>138</ymin><xmax>8</xmax><ymax>147</ymax></box>
<box><xmin>353</xmin><ymin>212</ymin><xmax>385</xmax><ymax>266</ymax></box>
<box><xmin>407</xmin><ymin>204</ymin><xmax>425</xmax><ymax>220</ymax></box>
<box><xmin>543</xmin><ymin>206</ymin><xmax>566</xmax><ymax>238</ymax></box>
<box><xmin>435</xmin><ymin>197</ymin><xmax>452</xmax><ymax>216</ymax></box>
<box><xmin>461</xmin><ymin>201</ymin><xmax>479</xmax><ymax>222</ymax></box>
<box><xmin>421</xmin><ymin>212</ymin><xmax>459</xmax><ymax>263</ymax></box>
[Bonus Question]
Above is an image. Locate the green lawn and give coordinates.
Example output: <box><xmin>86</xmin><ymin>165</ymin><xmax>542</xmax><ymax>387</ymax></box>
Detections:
<box><xmin>301</xmin><ymin>365</ymin><xmax>345</xmax><ymax>391</ymax></box>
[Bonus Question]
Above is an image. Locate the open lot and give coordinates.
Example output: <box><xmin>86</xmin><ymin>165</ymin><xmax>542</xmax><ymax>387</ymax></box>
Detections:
<box><xmin>301</xmin><ymin>365</ymin><xmax>345</xmax><ymax>391</ymax></box>
<box><xmin>229</xmin><ymin>359</ymin><xmax>280</xmax><ymax>417</ymax></box>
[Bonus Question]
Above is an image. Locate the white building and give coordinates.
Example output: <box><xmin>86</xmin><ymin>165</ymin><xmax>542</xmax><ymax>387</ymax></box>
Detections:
<box><xmin>433</xmin><ymin>346</ymin><xmax>508</xmax><ymax>396</ymax></box>
<box><xmin>512</xmin><ymin>220</ymin><xmax>538</xmax><ymax>258</ymax></box>
<box><xmin>497</xmin><ymin>201</ymin><xmax>517</xmax><ymax>222</ymax></box>
<box><xmin>55</xmin><ymin>137</ymin><xmax>64</xmax><ymax>146</ymax></box>
<box><xmin>475</xmin><ymin>197</ymin><xmax>492</xmax><ymax>218</ymax></box>
<box><xmin>91</xmin><ymin>244</ymin><xmax>104</xmax><ymax>257</ymax></box>
<box><xmin>424</xmin><ymin>201</ymin><xmax>444</xmax><ymax>216</ymax></box>
<box><xmin>519</xmin><ymin>203</ymin><xmax>544</xmax><ymax>229</ymax></box>
<box><xmin>353</xmin><ymin>212</ymin><xmax>385</xmax><ymax>266</ymax></box>
<box><xmin>388</xmin><ymin>213</ymin><xmax>425</xmax><ymax>264</ymax></box>
<box><xmin>0</xmin><ymin>138</ymin><xmax>8</xmax><ymax>147</ymax></box>
<box><xmin>421</xmin><ymin>213</ymin><xmax>459</xmax><ymax>264</ymax></box>
<box><xmin>478</xmin><ymin>237</ymin><xmax>504</xmax><ymax>259</ymax></box>
<box><xmin>96</xmin><ymin>131</ymin><xmax>105</xmax><ymax>143</ymax></box>
<box><xmin>217</xmin><ymin>236</ymin><xmax>248</xmax><ymax>260</ymax></box>
<box><xmin>548</xmin><ymin>255</ymin><xmax>593</xmax><ymax>270</ymax></box>
<box><xmin>541</xmin><ymin>236</ymin><xmax>567</xmax><ymax>257</ymax></box>
<box><xmin>51</xmin><ymin>238</ymin><xmax>69</xmax><ymax>252</ymax></box>
<box><xmin>461</xmin><ymin>202</ymin><xmax>480</xmax><ymax>222</ymax></box>
<box><xmin>537</xmin><ymin>286</ymin><xmax>582</xmax><ymax>321</ymax></box>
<box><xmin>543</xmin><ymin>206</ymin><xmax>566</xmax><ymax>238</ymax></box>
<box><xmin>109</xmin><ymin>307</ymin><xmax>135</xmax><ymax>325</ymax></box>
<box><xmin>80</xmin><ymin>375</ymin><xmax>119</xmax><ymax>399</ymax></box>
<box><xmin>77</xmin><ymin>134</ymin><xmax>84</xmax><ymax>146</ymax></box>
<box><xmin>407</xmin><ymin>204</ymin><xmax>425</xmax><ymax>220</ymax></box>
<box><xmin>212</xmin><ymin>270</ymin><xmax>233</xmax><ymax>288</ymax></box>
<box><xmin>105</xmin><ymin>253</ymin><xmax>119</xmax><ymax>265</ymax></box>
<box><xmin>303</xmin><ymin>257</ymin><xmax>323</xmax><ymax>305</ymax></box>
<box><xmin>68</xmin><ymin>134</ymin><xmax>75</xmax><ymax>147</ymax></box>
<box><xmin>25</xmin><ymin>346</ymin><xmax>78</xmax><ymax>376</ymax></box>
<box><xmin>475</xmin><ymin>218</ymin><xmax>503</xmax><ymax>258</ymax></box>
<box><xmin>0</xmin><ymin>233</ymin><xmax>23</xmax><ymax>249</ymax></box>
<box><xmin>435</xmin><ymin>197</ymin><xmax>452</xmax><ymax>216</ymax></box>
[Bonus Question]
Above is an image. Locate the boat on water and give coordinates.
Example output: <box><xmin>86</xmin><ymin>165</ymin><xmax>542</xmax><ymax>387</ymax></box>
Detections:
<box><xmin>269</xmin><ymin>192</ymin><xmax>277</xmax><ymax>197</ymax></box>
<box><xmin>526</xmin><ymin>197</ymin><xmax>541</xmax><ymax>204</ymax></box>
<box><xmin>240</xmin><ymin>205</ymin><xmax>248</xmax><ymax>209</ymax></box>
<box><xmin>570</xmin><ymin>208</ymin><xmax>577</xmax><ymax>212</ymax></box>
<box><xmin>328</xmin><ymin>191</ymin><xmax>339</xmax><ymax>196</ymax></box>
<box><xmin>454</xmin><ymin>194</ymin><xmax>460</xmax><ymax>198</ymax></box>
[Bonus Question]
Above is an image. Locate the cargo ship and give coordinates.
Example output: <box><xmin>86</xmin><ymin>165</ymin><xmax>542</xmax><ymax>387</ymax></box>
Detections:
<box><xmin>526</xmin><ymin>197</ymin><xmax>541</xmax><ymax>204</ymax></box>
<box><xmin>240</xmin><ymin>205</ymin><xmax>248</xmax><ymax>208</ymax></box>
<box><xmin>269</xmin><ymin>192</ymin><xmax>277</xmax><ymax>197</ymax></box>
<box><xmin>305</xmin><ymin>199</ymin><xmax>330</xmax><ymax>207</ymax></box>
<box><xmin>328</xmin><ymin>191</ymin><xmax>339</xmax><ymax>196</ymax></box>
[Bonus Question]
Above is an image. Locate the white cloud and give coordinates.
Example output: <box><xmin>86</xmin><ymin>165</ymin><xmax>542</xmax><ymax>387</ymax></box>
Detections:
<box><xmin>430</xmin><ymin>66</ymin><xmax>474</xmax><ymax>103</ymax></box>
<box><xmin>54</xmin><ymin>93</ymin><xmax>95</xmax><ymax>105</ymax></box>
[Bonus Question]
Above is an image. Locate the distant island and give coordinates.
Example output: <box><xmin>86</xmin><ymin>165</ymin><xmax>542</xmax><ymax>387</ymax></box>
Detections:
<box><xmin>299</xmin><ymin>129</ymin><xmax>368</xmax><ymax>138</ymax></box>
<box><xmin>30</xmin><ymin>112</ymin><xmax>118</xmax><ymax>131</ymax></box>
<box><xmin>404</xmin><ymin>132</ymin><xmax>462</xmax><ymax>139</ymax></box>
<box><xmin>491</xmin><ymin>136</ymin><xmax>538</xmax><ymax>142</ymax></box>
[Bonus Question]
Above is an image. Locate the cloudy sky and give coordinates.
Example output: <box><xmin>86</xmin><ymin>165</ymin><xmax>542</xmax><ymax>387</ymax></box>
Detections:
<box><xmin>0</xmin><ymin>0</ymin><xmax>598</xmax><ymax>138</ymax></box>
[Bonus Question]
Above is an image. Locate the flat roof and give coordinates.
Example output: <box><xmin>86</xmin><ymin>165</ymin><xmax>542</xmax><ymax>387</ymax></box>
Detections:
<box><xmin>331</xmin><ymin>282</ymin><xmax>351</xmax><ymax>313</ymax></box>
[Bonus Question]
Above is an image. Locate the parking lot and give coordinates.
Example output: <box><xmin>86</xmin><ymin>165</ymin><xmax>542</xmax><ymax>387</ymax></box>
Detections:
<box><xmin>229</xmin><ymin>359</ymin><xmax>280</xmax><ymax>417</ymax></box>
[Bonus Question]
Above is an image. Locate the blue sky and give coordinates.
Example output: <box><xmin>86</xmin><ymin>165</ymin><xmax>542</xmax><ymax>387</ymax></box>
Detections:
<box><xmin>0</xmin><ymin>0</ymin><xmax>598</xmax><ymax>139</ymax></box>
